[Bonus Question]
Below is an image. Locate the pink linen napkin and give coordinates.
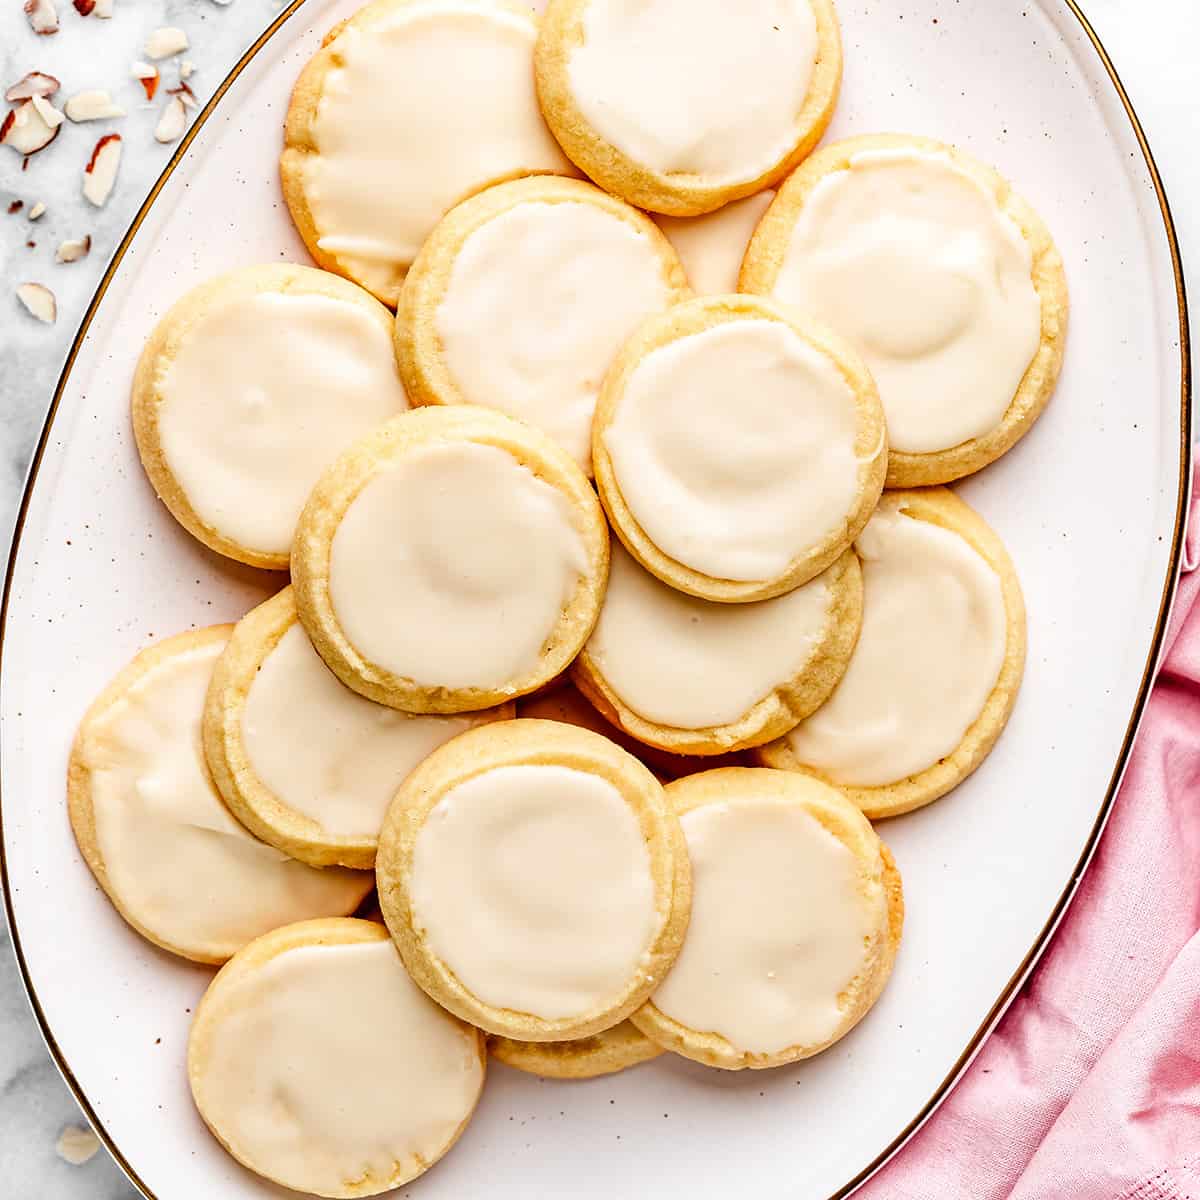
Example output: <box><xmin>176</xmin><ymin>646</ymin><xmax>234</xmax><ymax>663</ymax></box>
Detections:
<box><xmin>857</xmin><ymin>473</ymin><xmax>1200</xmax><ymax>1200</ymax></box>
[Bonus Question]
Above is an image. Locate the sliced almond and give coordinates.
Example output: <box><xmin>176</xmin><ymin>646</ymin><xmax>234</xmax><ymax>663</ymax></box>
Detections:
<box><xmin>179</xmin><ymin>60</ymin><xmax>194</xmax><ymax>80</ymax></box>
<box><xmin>5</xmin><ymin>72</ymin><xmax>61</xmax><ymax>102</ymax></box>
<box><xmin>55</xmin><ymin>234</ymin><xmax>91</xmax><ymax>262</ymax></box>
<box><xmin>131</xmin><ymin>61</ymin><xmax>159</xmax><ymax>101</ymax></box>
<box><xmin>144</xmin><ymin>26</ymin><xmax>188</xmax><ymax>60</ymax></box>
<box><xmin>29</xmin><ymin>200</ymin><xmax>46</xmax><ymax>219</ymax></box>
<box><xmin>154</xmin><ymin>95</ymin><xmax>187</xmax><ymax>143</ymax></box>
<box><xmin>65</xmin><ymin>90</ymin><xmax>125</xmax><ymax>121</ymax></box>
<box><xmin>93</xmin><ymin>0</ymin><xmax>111</xmax><ymax>14</ymax></box>
<box><xmin>24</xmin><ymin>0</ymin><xmax>59</xmax><ymax>35</ymax></box>
<box><xmin>1</xmin><ymin>101</ymin><xmax>60</xmax><ymax>155</ymax></box>
<box><xmin>30</xmin><ymin>94</ymin><xmax>65</xmax><ymax>129</ymax></box>
<box><xmin>83</xmin><ymin>133</ymin><xmax>121</xmax><ymax>207</ymax></box>
<box><xmin>16</xmin><ymin>282</ymin><xmax>56</xmax><ymax>323</ymax></box>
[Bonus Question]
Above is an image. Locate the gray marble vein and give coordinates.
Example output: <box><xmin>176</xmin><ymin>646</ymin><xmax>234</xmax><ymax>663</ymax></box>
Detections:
<box><xmin>1</xmin><ymin>0</ymin><xmax>1198</xmax><ymax>1195</ymax></box>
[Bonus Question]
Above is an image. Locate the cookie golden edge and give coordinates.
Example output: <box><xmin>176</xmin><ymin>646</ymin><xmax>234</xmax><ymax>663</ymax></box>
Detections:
<box><xmin>739</xmin><ymin>132</ymin><xmax>1070</xmax><ymax>486</ymax></box>
<box><xmin>571</xmin><ymin>548</ymin><xmax>863</xmax><ymax>756</ymax></box>
<box><xmin>130</xmin><ymin>262</ymin><xmax>398</xmax><ymax>571</ymax></box>
<box><xmin>534</xmin><ymin>0</ymin><xmax>843</xmax><ymax>216</ymax></box>
<box><xmin>755</xmin><ymin>487</ymin><xmax>1028</xmax><ymax>819</ymax></box>
<box><xmin>291</xmin><ymin>404</ymin><xmax>610</xmax><ymax>714</ymax></box>
<box><xmin>592</xmin><ymin>293</ymin><xmax>887</xmax><ymax>603</ymax></box>
<box><xmin>395</xmin><ymin>174</ymin><xmax>692</xmax><ymax>443</ymax></box>
<box><xmin>488</xmin><ymin>1020</ymin><xmax>664</xmax><ymax>1080</ymax></box>
<box><xmin>376</xmin><ymin>719</ymin><xmax>693</xmax><ymax>1042</ymax></box>
<box><xmin>281</xmin><ymin>0</ymin><xmax>566</xmax><ymax>309</ymax></box>
<box><xmin>202</xmin><ymin>586</ymin><xmax>516</xmax><ymax>871</ymax></box>
<box><xmin>630</xmin><ymin>768</ymin><xmax>904</xmax><ymax>1070</ymax></box>
<box><xmin>188</xmin><ymin>917</ymin><xmax>487</xmax><ymax>1198</ymax></box>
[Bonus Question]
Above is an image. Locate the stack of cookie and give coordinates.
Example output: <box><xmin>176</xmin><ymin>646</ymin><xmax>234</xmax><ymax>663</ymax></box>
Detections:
<box><xmin>68</xmin><ymin>0</ymin><xmax>1068</xmax><ymax>1194</ymax></box>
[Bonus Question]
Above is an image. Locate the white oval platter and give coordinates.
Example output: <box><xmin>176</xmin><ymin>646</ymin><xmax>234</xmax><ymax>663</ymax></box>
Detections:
<box><xmin>0</xmin><ymin>1</ymin><xmax>1190</xmax><ymax>1198</ymax></box>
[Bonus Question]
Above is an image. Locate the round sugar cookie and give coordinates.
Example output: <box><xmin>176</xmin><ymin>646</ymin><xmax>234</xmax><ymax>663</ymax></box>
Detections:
<box><xmin>593</xmin><ymin>294</ymin><xmax>886</xmax><ymax>603</ymax></box>
<box><xmin>631</xmin><ymin>768</ymin><xmax>903</xmax><ymax>1070</ymax></box>
<box><xmin>281</xmin><ymin>0</ymin><xmax>576</xmax><ymax>307</ymax></box>
<box><xmin>740</xmin><ymin>133</ymin><xmax>1069</xmax><ymax>486</ymax></box>
<box><xmin>517</xmin><ymin>680</ymin><xmax>744</xmax><ymax>780</ymax></box>
<box><xmin>489</xmin><ymin>1020</ymin><xmax>662</xmax><ymax>1080</ymax></box>
<box><xmin>396</xmin><ymin>175</ymin><xmax>689</xmax><ymax>473</ymax></box>
<box><xmin>131</xmin><ymin>264</ymin><xmax>408</xmax><ymax>570</ymax></box>
<box><xmin>204</xmin><ymin>587</ymin><xmax>515</xmax><ymax>871</ymax></box>
<box><xmin>756</xmin><ymin>488</ymin><xmax>1026</xmax><ymax>819</ymax></box>
<box><xmin>535</xmin><ymin>0</ymin><xmax>841</xmax><ymax>216</ymax></box>
<box><xmin>189</xmin><ymin>919</ymin><xmax>485</xmax><ymax>1197</ymax></box>
<box><xmin>67</xmin><ymin>627</ymin><xmax>372</xmax><ymax>965</ymax></box>
<box><xmin>655</xmin><ymin>190</ymin><xmax>775</xmax><ymax>295</ymax></box>
<box><xmin>376</xmin><ymin>719</ymin><xmax>691</xmax><ymax>1042</ymax></box>
<box><xmin>573</xmin><ymin>543</ymin><xmax>861</xmax><ymax>756</ymax></box>
<box><xmin>292</xmin><ymin>406</ymin><xmax>609</xmax><ymax>714</ymax></box>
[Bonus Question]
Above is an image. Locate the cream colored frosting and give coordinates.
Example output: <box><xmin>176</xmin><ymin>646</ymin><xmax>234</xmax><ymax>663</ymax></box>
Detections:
<box><xmin>785</xmin><ymin>500</ymin><xmax>1007</xmax><ymax>786</ymax></box>
<box><xmin>656</xmin><ymin>190</ymin><xmax>774</xmax><ymax>294</ymax></box>
<box><xmin>410</xmin><ymin>765</ymin><xmax>658</xmax><ymax>1020</ymax></box>
<box><xmin>588</xmin><ymin>543</ymin><xmax>832</xmax><ymax>729</ymax></box>
<box><xmin>308</xmin><ymin>1</ymin><xmax>574</xmax><ymax>299</ymax></box>
<box><xmin>242</xmin><ymin>623</ymin><xmax>498</xmax><ymax>838</ymax></box>
<box><xmin>769</xmin><ymin>148</ymin><xmax>1042</xmax><ymax>454</ymax></box>
<box><xmin>85</xmin><ymin>638</ymin><xmax>366</xmax><ymax>956</ymax></box>
<box><xmin>157</xmin><ymin>292</ymin><xmax>406</xmax><ymax>557</ymax></box>
<box><xmin>603</xmin><ymin>318</ymin><xmax>861</xmax><ymax>581</ymax></box>
<box><xmin>566</xmin><ymin>0</ymin><xmax>817</xmax><ymax>185</ymax></box>
<box><xmin>193</xmin><ymin>938</ymin><xmax>483</xmax><ymax>1195</ymax></box>
<box><xmin>329</xmin><ymin>442</ymin><xmax>589</xmax><ymax>690</ymax></box>
<box><xmin>652</xmin><ymin>796</ymin><xmax>875</xmax><ymax>1054</ymax></box>
<box><xmin>435</xmin><ymin>200</ymin><xmax>675</xmax><ymax>470</ymax></box>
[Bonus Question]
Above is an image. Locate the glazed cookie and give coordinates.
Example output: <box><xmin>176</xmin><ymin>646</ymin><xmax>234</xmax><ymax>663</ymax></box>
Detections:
<box><xmin>396</xmin><ymin>175</ymin><xmax>689</xmax><ymax>472</ymax></box>
<box><xmin>489</xmin><ymin>1020</ymin><xmax>662</xmax><ymax>1080</ymax></box>
<box><xmin>282</xmin><ymin>0</ymin><xmax>575</xmax><ymax>306</ymax></box>
<box><xmin>67</xmin><ymin>628</ymin><xmax>372</xmax><ymax>965</ymax></box>
<box><xmin>517</xmin><ymin>679</ymin><xmax>741</xmax><ymax>781</ymax></box>
<box><xmin>655</xmin><ymin>190</ymin><xmax>775</xmax><ymax>295</ymax></box>
<box><xmin>131</xmin><ymin>264</ymin><xmax>408</xmax><ymax>570</ymax></box>
<box><xmin>292</xmin><ymin>406</ymin><xmax>608</xmax><ymax>714</ymax></box>
<box><xmin>376</xmin><ymin>719</ymin><xmax>691</xmax><ymax>1042</ymax></box>
<box><xmin>631</xmin><ymin>768</ymin><xmax>903</xmax><ymax>1070</ymax></box>
<box><xmin>573</xmin><ymin>542</ymin><xmax>861</xmax><ymax>756</ymax></box>
<box><xmin>756</xmin><ymin>489</ymin><xmax>1026</xmax><ymax>819</ymax></box>
<box><xmin>535</xmin><ymin>0</ymin><xmax>841</xmax><ymax>215</ymax></box>
<box><xmin>203</xmin><ymin>588</ymin><xmax>515</xmax><ymax>871</ymax></box>
<box><xmin>189</xmin><ymin>919</ymin><xmax>485</xmax><ymax>1197</ymax></box>
<box><xmin>593</xmin><ymin>294</ymin><xmax>886</xmax><ymax>603</ymax></box>
<box><xmin>740</xmin><ymin>134</ymin><xmax>1068</xmax><ymax>486</ymax></box>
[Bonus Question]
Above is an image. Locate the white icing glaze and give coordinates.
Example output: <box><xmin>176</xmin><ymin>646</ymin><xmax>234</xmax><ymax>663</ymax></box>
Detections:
<box><xmin>410</xmin><ymin>765</ymin><xmax>658</xmax><ymax>1020</ymax></box>
<box><xmin>588</xmin><ymin>543</ymin><xmax>832</xmax><ymax>729</ymax></box>
<box><xmin>770</xmin><ymin>148</ymin><xmax>1043</xmax><ymax>454</ymax></box>
<box><xmin>194</xmin><ymin>938</ymin><xmax>482</xmax><ymax>1195</ymax></box>
<box><xmin>603</xmin><ymin>318</ymin><xmax>861</xmax><ymax>581</ymax></box>
<box><xmin>656</xmin><ymin>190</ymin><xmax>774</xmax><ymax>294</ymax></box>
<box><xmin>785</xmin><ymin>501</ymin><xmax>1007</xmax><ymax>786</ymax></box>
<box><xmin>158</xmin><ymin>292</ymin><xmax>406</xmax><ymax>557</ymax></box>
<box><xmin>566</xmin><ymin>0</ymin><xmax>818</xmax><ymax>186</ymax></box>
<box><xmin>308</xmin><ymin>1</ymin><xmax>573</xmax><ymax>299</ymax></box>
<box><xmin>243</xmin><ymin>623</ymin><xmax>498</xmax><ymax>838</ymax></box>
<box><xmin>85</xmin><ymin>637</ymin><xmax>366</xmax><ymax>956</ymax></box>
<box><xmin>329</xmin><ymin>442</ymin><xmax>589</xmax><ymax>690</ymax></box>
<box><xmin>652</xmin><ymin>796</ymin><xmax>875</xmax><ymax>1054</ymax></box>
<box><xmin>435</xmin><ymin>199</ymin><xmax>675</xmax><ymax>470</ymax></box>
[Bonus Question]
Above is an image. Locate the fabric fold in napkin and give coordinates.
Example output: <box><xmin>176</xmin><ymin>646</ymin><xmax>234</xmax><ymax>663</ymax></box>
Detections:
<box><xmin>858</xmin><ymin>471</ymin><xmax>1200</xmax><ymax>1200</ymax></box>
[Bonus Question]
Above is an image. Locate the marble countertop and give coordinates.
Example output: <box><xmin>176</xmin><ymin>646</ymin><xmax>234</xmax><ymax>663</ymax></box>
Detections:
<box><xmin>1</xmin><ymin>0</ymin><xmax>1197</xmax><ymax>1195</ymax></box>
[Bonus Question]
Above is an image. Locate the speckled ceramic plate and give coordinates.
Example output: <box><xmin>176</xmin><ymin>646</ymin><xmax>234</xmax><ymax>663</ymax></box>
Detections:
<box><xmin>0</xmin><ymin>2</ymin><xmax>1190</xmax><ymax>1198</ymax></box>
